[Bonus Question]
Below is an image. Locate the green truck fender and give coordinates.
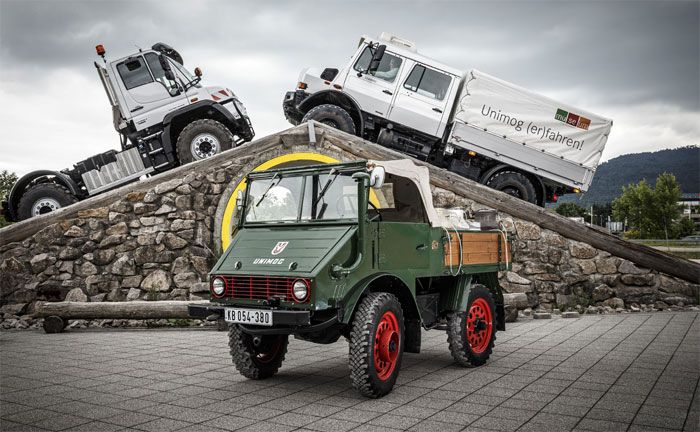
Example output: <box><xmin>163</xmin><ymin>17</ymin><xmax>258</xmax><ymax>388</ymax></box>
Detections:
<box><xmin>339</xmin><ymin>272</ymin><xmax>423</xmax><ymax>353</ymax></box>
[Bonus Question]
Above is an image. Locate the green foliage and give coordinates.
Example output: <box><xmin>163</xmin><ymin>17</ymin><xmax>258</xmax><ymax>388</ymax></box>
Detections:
<box><xmin>677</xmin><ymin>217</ymin><xmax>696</xmax><ymax>238</ymax></box>
<box><xmin>613</xmin><ymin>172</ymin><xmax>686</xmax><ymax>239</ymax></box>
<box><xmin>557</xmin><ymin>146</ymin><xmax>699</xmax><ymax>206</ymax></box>
<box><xmin>0</xmin><ymin>170</ymin><xmax>18</xmax><ymax>228</ymax></box>
<box><xmin>556</xmin><ymin>203</ymin><xmax>588</xmax><ymax>218</ymax></box>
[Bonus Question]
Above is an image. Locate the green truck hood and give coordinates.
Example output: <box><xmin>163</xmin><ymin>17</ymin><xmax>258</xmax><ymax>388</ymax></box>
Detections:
<box><xmin>213</xmin><ymin>225</ymin><xmax>355</xmax><ymax>276</ymax></box>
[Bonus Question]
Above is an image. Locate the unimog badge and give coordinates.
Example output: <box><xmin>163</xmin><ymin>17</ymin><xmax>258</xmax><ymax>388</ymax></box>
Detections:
<box><xmin>271</xmin><ymin>241</ymin><xmax>289</xmax><ymax>255</ymax></box>
<box><xmin>189</xmin><ymin>160</ymin><xmax>511</xmax><ymax>398</ymax></box>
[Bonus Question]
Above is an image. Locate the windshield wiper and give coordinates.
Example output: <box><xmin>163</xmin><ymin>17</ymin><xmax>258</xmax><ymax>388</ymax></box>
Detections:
<box><xmin>255</xmin><ymin>173</ymin><xmax>281</xmax><ymax>207</ymax></box>
<box><xmin>314</xmin><ymin>169</ymin><xmax>339</xmax><ymax>219</ymax></box>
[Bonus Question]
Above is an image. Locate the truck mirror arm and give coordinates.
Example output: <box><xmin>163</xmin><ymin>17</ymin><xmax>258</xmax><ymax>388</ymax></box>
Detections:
<box><xmin>330</xmin><ymin>172</ymin><xmax>369</xmax><ymax>278</ymax></box>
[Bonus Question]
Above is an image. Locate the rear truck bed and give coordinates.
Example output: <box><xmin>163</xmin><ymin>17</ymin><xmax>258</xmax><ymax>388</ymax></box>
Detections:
<box><xmin>449</xmin><ymin>69</ymin><xmax>613</xmax><ymax>192</ymax></box>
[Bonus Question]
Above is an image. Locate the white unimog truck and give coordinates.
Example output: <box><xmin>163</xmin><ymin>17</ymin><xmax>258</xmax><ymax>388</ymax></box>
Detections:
<box><xmin>2</xmin><ymin>43</ymin><xmax>254</xmax><ymax>222</ymax></box>
<box><xmin>283</xmin><ymin>33</ymin><xmax>613</xmax><ymax>206</ymax></box>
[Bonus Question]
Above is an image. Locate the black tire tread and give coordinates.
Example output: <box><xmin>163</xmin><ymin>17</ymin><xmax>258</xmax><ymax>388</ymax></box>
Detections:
<box><xmin>175</xmin><ymin>118</ymin><xmax>235</xmax><ymax>164</ymax></box>
<box><xmin>349</xmin><ymin>292</ymin><xmax>403</xmax><ymax>398</ymax></box>
<box><xmin>17</xmin><ymin>182</ymin><xmax>78</xmax><ymax>221</ymax></box>
<box><xmin>302</xmin><ymin>104</ymin><xmax>356</xmax><ymax>135</ymax></box>
<box><xmin>228</xmin><ymin>325</ymin><xmax>288</xmax><ymax>380</ymax></box>
<box><xmin>486</xmin><ymin>170</ymin><xmax>538</xmax><ymax>205</ymax></box>
<box><xmin>446</xmin><ymin>284</ymin><xmax>498</xmax><ymax>367</ymax></box>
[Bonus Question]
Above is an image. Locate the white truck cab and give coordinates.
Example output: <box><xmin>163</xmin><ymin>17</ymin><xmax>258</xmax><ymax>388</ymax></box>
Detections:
<box><xmin>284</xmin><ymin>33</ymin><xmax>612</xmax><ymax>206</ymax></box>
<box><xmin>3</xmin><ymin>43</ymin><xmax>255</xmax><ymax>222</ymax></box>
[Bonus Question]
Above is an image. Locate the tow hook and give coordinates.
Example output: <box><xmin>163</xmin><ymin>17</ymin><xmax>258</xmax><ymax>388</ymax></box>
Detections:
<box><xmin>253</xmin><ymin>336</ymin><xmax>262</xmax><ymax>347</ymax></box>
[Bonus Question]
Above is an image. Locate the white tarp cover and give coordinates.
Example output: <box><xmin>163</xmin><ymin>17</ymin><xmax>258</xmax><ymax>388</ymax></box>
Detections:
<box><xmin>454</xmin><ymin>69</ymin><xmax>613</xmax><ymax>169</ymax></box>
<box><xmin>370</xmin><ymin>159</ymin><xmax>442</xmax><ymax>227</ymax></box>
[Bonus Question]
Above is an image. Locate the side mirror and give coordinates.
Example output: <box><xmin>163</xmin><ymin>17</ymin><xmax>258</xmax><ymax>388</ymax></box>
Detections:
<box><xmin>235</xmin><ymin>190</ymin><xmax>245</xmax><ymax>225</ymax></box>
<box><xmin>194</xmin><ymin>67</ymin><xmax>202</xmax><ymax>77</ymax></box>
<box><xmin>368</xmin><ymin>44</ymin><xmax>386</xmax><ymax>74</ymax></box>
<box><xmin>369</xmin><ymin>166</ymin><xmax>385</xmax><ymax>189</ymax></box>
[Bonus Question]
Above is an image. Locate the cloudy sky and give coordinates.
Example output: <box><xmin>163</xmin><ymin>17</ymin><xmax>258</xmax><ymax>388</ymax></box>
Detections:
<box><xmin>1</xmin><ymin>0</ymin><xmax>698</xmax><ymax>177</ymax></box>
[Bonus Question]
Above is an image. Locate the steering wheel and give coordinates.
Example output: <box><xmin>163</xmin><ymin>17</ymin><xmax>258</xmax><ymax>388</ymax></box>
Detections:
<box><xmin>368</xmin><ymin>200</ymin><xmax>382</xmax><ymax>222</ymax></box>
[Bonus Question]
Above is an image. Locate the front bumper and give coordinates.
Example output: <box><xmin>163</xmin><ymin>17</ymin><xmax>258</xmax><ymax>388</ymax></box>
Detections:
<box><xmin>282</xmin><ymin>90</ymin><xmax>309</xmax><ymax>125</ymax></box>
<box><xmin>188</xmin><ymin>303</ymin><xmax>342</xmax><ymax>335</ymax></box>
<box><xmin>222</xmin><ymin>99</ymin><xmax>255</xmax><ymax>142</ymax></box>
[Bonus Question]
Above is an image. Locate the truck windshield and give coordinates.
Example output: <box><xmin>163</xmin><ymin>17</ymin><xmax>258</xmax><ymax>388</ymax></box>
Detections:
<box><xmin>244</xmin><ymin>172</ymin><xmax>359</xmax><ymax>224</ymax></box>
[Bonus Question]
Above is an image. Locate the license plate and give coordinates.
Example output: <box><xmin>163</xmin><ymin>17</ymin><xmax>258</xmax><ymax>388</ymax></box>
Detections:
<box><xmin>224</xmin><ymin>308</ymin><xmax>273</xmax><ymax>326</ymax></box>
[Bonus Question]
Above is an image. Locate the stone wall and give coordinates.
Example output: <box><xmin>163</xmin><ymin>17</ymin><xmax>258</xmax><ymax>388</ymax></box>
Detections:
<box><xmin>432</xmin><ymin>187</ymin><xmax>699</xmax><ymax>312</ymax></box>
<box><xmin>1</xmin><ymin>134</ymin><xmax>698</xmax><ymax>325</ymax></box>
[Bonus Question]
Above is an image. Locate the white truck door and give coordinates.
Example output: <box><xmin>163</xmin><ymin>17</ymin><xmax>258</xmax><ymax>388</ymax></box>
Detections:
<box><xmin>388</xmin><ymin>63</ymin><xmax>455</xmax><ymax>137</ymax></box>
<box><xmin>342</xmin><ymin>46</ymin><xmax>403</xmax><ymax>118</ymax></box>
<box><xmin>113</xmin><ymin>53</ymin><xmax>186</xmax><ymax>130</ymax></box>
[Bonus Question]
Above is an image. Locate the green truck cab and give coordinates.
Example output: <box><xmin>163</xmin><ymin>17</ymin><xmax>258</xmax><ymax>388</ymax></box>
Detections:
<box><xmin>189</xmin><ymin>159</ymin><xmax>512</xmax><ymax>397</ymax></box>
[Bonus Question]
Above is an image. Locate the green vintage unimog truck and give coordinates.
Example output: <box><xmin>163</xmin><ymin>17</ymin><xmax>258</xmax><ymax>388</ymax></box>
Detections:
<box><xmin>189</xmin><ymin>159</ymin><xmax>512</xmax><ymax>397</ymax></box>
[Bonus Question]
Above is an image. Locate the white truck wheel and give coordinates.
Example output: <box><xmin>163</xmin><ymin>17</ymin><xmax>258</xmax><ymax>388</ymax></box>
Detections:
<box><xmin>176</xmin><ymin>119</ymin><xmax>234</xmax><ymax>164</ymax></box>
<box><xmin>17</xmin><ymin>183</ymin><xmax>78</xmax><ymax>221</ymax></box>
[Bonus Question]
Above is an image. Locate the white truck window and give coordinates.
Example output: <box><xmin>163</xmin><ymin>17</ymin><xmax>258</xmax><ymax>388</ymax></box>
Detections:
<box><xmin>116</xmin><ymin>57</ymin><xmax>153</xmax><ymax>90</ymax></box>
<box><xmin>353</xmin><ymin>46</ymin><xmax>402</xmax><ymax>83</ymax></box>
<box><xmin>404</xmin><ymin>65</ymin><xmax>451</xmax><ymax>101</ymax></box>
<box><xmin>144</xmin><ymin>53</ymin><xmax>179</xmax><ymax>94</ymax></box>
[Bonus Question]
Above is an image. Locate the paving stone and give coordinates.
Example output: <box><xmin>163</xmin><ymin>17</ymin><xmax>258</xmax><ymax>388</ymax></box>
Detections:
<box><xmin>0</xmin><ymin>313</ymin><xmax>697</xmax><ymax>432</ymax></box>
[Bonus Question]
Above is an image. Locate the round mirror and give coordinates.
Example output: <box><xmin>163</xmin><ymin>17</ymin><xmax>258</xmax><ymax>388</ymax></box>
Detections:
<box><xmin>369</xmin><ymin>166</ymin><xmax>385</xmax><ymax>189</ymax></box>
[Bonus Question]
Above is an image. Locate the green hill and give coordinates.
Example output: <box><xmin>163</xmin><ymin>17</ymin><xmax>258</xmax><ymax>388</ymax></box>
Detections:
<box><xmin>558</xmin><ymin>146</ymin><xmax>699</xmax><ymax>206</ymax></box>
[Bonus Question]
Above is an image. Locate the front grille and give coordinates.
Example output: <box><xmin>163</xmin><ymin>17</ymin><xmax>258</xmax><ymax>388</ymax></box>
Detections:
<box><xmin>218</xmin><ymin>276</ymin><xmax>309</xmax><ymax>303</ymax></box>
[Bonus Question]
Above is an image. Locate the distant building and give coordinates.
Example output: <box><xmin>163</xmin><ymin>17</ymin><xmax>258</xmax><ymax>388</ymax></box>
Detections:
<box><xmin>679</xmin><ymin>192</ymin><xmax>699</xmax><ymax>231</ymax></box>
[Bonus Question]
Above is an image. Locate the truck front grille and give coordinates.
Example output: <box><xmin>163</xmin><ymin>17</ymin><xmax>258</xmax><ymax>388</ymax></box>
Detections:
<box><xmin>219</xmin><ymin>276</ymin><xmax>309</xmax><ymax>303</ymax></box>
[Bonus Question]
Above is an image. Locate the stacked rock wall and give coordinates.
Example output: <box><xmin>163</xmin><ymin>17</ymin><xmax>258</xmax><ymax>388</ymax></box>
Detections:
<box><xmin>1</xmin><ymin>130</ymin><xmax>697</xmax><ymax>325</ymax></box>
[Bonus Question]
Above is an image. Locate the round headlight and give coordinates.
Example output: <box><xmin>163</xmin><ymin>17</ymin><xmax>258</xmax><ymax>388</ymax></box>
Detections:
<box><xmin>292</xmin><ymin>280</ymin><xmax>309</xmax><ymax>302</ymax></box>
<box><xmin>211</xmin><ymin>277</ymin><xmax>226</xmax><ymax>297</ymax></box>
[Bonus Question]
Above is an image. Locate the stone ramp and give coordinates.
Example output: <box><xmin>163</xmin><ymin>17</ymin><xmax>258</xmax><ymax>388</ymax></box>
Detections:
<box><xmin>0</xmin><ymin>123</ymin><xmax>697</xmax><ymax>315</ymax></box>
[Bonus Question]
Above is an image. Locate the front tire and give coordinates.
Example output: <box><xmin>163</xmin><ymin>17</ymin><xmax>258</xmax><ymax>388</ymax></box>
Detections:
<box><xmin>228</xmin><ymin>325</ymin><xmax>288</xmax><ymax>379</ymax></box>
<box><xmin>485</xmin><ymin>171</ymin><xmax>538</xmax><ymax>205</ymax></box>
<box><xmin>17</xmin><ymin>183</ymin><xmax>78</xmax><ymax>221</ymax></box>
<box><xmin>302</xmin><ymin>104</ymin><xmax>356</xmax><ymax>135</ymax></box>
<box><xmin>176</xmin><ymin>119</ymin><xmax>234</xmax><ymax>164</ymax></box>
<box><xmin>447</xmin><ymin>284</ymin><xmax>497</xmax><ymax>367</ymax></box>
<box><xmin>349</xmin><ymin>292</ymin><xmax>404</xmax><ymax>398</ymax></box>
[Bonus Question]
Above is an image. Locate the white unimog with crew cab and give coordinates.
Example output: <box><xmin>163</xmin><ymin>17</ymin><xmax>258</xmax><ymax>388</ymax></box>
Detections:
<box><xmin>283</xmin><ymin>33</ymin><xmax>613</xmax><ymax>206</ymax></box>
<box><xmin>2</xmin><ymin>42</ymin><xmax>254</xmax><ymax>222</ymax></box>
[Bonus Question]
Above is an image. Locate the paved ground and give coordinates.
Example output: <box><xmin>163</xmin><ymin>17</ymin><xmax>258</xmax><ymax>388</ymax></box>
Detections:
<box><xmin>1</xmin><ymin>312</ymin><xmax>698</xmax><ymax>432</ymax></box>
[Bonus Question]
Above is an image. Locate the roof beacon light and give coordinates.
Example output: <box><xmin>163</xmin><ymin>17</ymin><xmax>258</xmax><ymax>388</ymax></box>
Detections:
<box><xmin>95</xmin><ymin>44</ymin><xmax>106</xmax><ymax>57</ymax></box>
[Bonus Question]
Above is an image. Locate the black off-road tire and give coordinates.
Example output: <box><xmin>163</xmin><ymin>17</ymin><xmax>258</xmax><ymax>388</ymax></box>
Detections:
<box><xmin>349</xmin><ymin>292</ymin><xmax>404</xmax><ymax>398</ymax></box>
<box><xmin>176</xmin><ymin>119</ymin><xmax>234</xmax><ymax>164</ymax></box>
<box><xmin>302</xmin><ymin>104</ymin><xmax>356</xmax><ymax>135</ymax></box>
<box><xmin>228</xmin><ymin>325</ymin><xmax>288</xmax><ymax>379</ymax></box>
<box><xmin>485</xmin><ymin>171</ymin><xmax>538</xmax><ymax>205</ymax></box>
<box><xmin>447</xmin><ymin>284</ymin><xmax>498</xmax><ymax>367</ymax></box>
<box><xmin>17</xmin><ymin>183</ymin><xmax>78</xmax><ymax>221</ymax></box>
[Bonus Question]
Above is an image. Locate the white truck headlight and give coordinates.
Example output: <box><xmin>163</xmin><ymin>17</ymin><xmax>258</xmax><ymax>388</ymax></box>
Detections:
<box><xmin>292</xmin><ymin>279</ymin><xmax>309</xmax><ymax>302</ymax></box>
<box><xmin>211</xmin><ymin>277</ymin><xmax>226</xmax><ymax>297</ymax></box>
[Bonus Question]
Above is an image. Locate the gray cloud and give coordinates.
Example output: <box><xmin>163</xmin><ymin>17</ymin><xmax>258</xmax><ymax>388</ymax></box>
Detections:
<box><xmin>0</xmin><ymin>0</ymin><xmax>698</xmax><ymax>176</ymax></box>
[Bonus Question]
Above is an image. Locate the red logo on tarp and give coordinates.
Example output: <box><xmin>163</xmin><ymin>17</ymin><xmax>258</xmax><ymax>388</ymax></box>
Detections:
<box><xmin>271</xmin><ymin>242</ymin><xmax>289</xmax><ymax>255</ymax></box>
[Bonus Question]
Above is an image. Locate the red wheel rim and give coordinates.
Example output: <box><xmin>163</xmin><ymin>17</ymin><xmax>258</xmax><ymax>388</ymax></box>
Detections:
<box><xmin>373</xmin><ymin>311</ymin><xmax>400</xmax><ymax>381</ymax></box>
<box><xmin>466</xmin><ymin>298</ymin><xmax>493</xmax><ymax>354</ymax></box>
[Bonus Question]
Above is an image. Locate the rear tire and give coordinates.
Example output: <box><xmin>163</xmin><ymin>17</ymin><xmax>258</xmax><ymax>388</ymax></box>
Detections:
<box><xmin>349</xmin><ymin>292</ymin><xmax>404</xmax><ymax>398</ymax></box>
<box><xmin>485</xmin><ymin>171</ymin><xmax>538</xmax><ymax>205</ymax></box>
<box><xmin>302</xmin><ymin>104</ymin><xmax>356</xmax><ymax>135</ymax></box>
<box><xmin>447</xmin><ymin>284</ymin><xmax>497</xmax><ymax>367</ymax></box>
<box><xmin>176</xmin><ymin>119</ymin><xmax>234</xmax><ymax>164</ymax></box>
<box><xmin>228</xmin><ymin>325</ymin><xmax>288</xmax><ymax>379</ymax></box>
<box><xmin>17</xmin><ymin>183</ymin><xmax>78</xmax><ymax>221</ymax></box>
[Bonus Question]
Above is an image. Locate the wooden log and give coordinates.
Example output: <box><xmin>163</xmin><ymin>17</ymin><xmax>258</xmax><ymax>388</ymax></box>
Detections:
<box><xmin>34</xmin><ymin>300</ymin><xmax>209</xmax><ymax>320</ymax></box>
<box><xmin>319</xmin><ymin>125</ymin><xmax>700</xmax><ymax>283</ymax></box>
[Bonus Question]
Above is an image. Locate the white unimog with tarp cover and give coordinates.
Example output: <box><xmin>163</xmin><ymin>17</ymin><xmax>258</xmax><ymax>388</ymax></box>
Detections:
<box><xmin>283</xmin><ymin>33</ymin><xmax>613</xmax><ymax>206</ymax></box>
<box><xmin>2</xmin><ymin>43</ymin><xmax>254</xmax><ymax>222</ymax></box>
